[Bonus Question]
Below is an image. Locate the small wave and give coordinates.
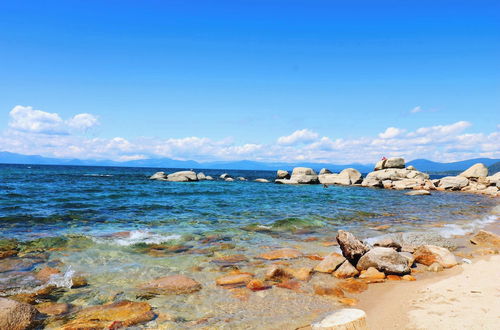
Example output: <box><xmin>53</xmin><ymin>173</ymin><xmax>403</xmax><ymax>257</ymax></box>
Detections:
<box><xmin>437</xmin><ymin>214</ymin><xmax>498</xmax><ymax>238</ymax></box>
<box><xmin>0</xmin><ymin>267</ymin><xmax>75</xmax><ymax>297</ymax></box>
<box><xmin>83</xmin><ymin>174</ymin><xmax>114</xmax><ymax>177</ymax></box>
<box><xmin>97</xmin><ymin>230</ymin><xmax>182</xmax><ymax>246</ymax></box>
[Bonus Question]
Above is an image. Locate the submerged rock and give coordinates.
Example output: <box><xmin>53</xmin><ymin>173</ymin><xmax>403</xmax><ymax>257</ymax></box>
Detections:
<box><xmin>36</xmin><ymin>302</ymin><xmax>70</xmax><ymax>316</ymax></box>
<box><xmin>470</xmin><ymin>230</ymin><xmax>500</xmax><ymax>248</ymax></box>
<box><xmin>254</xmin><ymin>178</ymin><xmax>270</xmax><ymax>183</ymax></box>
<box><xmin>313</xmin><ymin>283</ymin><xmax>345</xmax><ymax>298</ymax></box>
<box><xmin>0</xmin><ymin>298</ymin><xmax>40</xmax><ymax>330</ymax></box>
<box><xmin>405</xmin><ymin>190</ymin><xmax>431</xmax><ymax>196</ymax></box>
<box><xmin>61</xmin><ymin>300</ymin><xmax>155</xmax><ymax>330</ymax></box>
<box><xmin>257</xmin><ymin>248</ymin><xmax>303</xmax><ymax>260</ymax></box>
<box><xmin>356</xmin><ymin>247</ymin><xmax>410</xmax><ymax>275</ymax></box>
<box><xmin>216</xmin><ymin>273</ymin><xmax>253</xmax><ymax>286</ymax></box>
<box><xmin>35</xmin><ymin>266</ymin><xmax>61</xmax><ymax>282</ymax></box>
<box><xmin>139</xmin><ymin>275</ymin><xmax>202</xmax><ymax>294</ymax></box>
<box><xmin>413</xmin><ymin>245</ymin><xmax>458</xmax><ymax>268</ymax></box>
<box><xmin>336</xmin><ymin>230</ymin><xmax>369</xmax><ymax>264</ymax></box>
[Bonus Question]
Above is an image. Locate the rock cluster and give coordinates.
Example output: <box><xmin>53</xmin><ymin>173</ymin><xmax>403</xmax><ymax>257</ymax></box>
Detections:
<box><xmin>434</xmin><ymin>163</ymin><xmax>499</xmax><ymax>196</ymax></box>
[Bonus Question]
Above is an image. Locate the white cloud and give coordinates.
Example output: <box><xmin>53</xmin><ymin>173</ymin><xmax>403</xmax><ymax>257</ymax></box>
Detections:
<box><xmin>1</xmin><ymin>106</ymin><xmax>499</xmax><ymax>163</ymax></box>
<box><xmin>8</xmin><ymin>105</ymin><xmax>99</xmax><ymax>135</ymax></box>
<box><xmin>379</xmin><ymin>127</ymin><xmax>406</xmax><ymax>139</ymax></box>
<box><xmin>277</xmin><ymin>129</ymin><xmax>319</xmax><ymax>145</ymax></box>
<box><xmin>410</xmin><ymin>106</ymin><xmax>422</xmax><ymax>113</ymax></box>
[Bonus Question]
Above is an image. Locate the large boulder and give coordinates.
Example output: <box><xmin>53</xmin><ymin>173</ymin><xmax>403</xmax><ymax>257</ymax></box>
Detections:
<box><xmin>361</xmin><ymin>177</ymin><xmax>382</xmax><ymax>188</ymax></box>
<box><xmin>366</xmin><ymin>168</ymin><xmax>429</xmax><ymax>182</ymax></box>
<box><xmin>413</xmin><ymin>245</ymin><xmax>457</xmax><ymax>268</ymax></box>
<box><xmin>438</xmin><ymin>176</ymin><xmax>469</xmax><ymax>190</ymax></box>
<box><xmin>459</xmin><ymin>163</ymin><xmax>488</xmax><ymax>179</ymax></box>
<box><xmin>313</xmin><ymin>253</ymin><xmax>346</xmax><ymax>273</ymax></box>
<box><xmin>278</xmin><ymin>167</ymin><xmax>319</xmax><ymax>184</ymax></box>
<box><xmin>375</xmin><ymin>157</ymin><xmax>405</xmax><ymax>170</ymax></box>
<box><xmin>356</xmin><ymin>247</ymin><xmax>411</xmax><ymax>275</ymax></box>
<box><xmin>276</xmin><ymin>170</ymin><xmax>290</xmax><ymax>179</ymax></box>
<box><xmin>254</xmin><ymin>178</ymin><xmax>270</xmax><ymax>183</ymax></box>
<box><xmin>196</xmin><ymin>172</ymin><xmax>207</xmax><ymax>180</ymax></box>
<box><xmin>486</xmin><ymin>172</ymin><xmax>500</xmax><ymax>187</ymax></box>
<box><xmin>149</xmin><ymin>171</ymin><xmax>167</xmax><ymax>180</ymax></box>
<box><xmin>470</xmin><ymin>230</ymin><xmax>500</xmax><ymax>248</ymax></box>
<box><xmin>340</xmin><ymin>168</ymin><xmax>363</xmax><ymax>184</ymax></box>
<box><xmin>319</xmin><ymin>168</ymin><xmax>332</xmax><ymax>175</ymax></box>
<box><xmin>319</xmin><ymin>173</ymin><xmax>350</xmax><ymax>185</ymax></box>
<box><xmin>0</xmin><ymin>298</ymin><xmax>40</xmax><ymax>330</ymax></box>
<box><xmin>336</xmin><ymin>230</ymin><xmax>369</xmax><ymax>264</ymax></box>
<box><xmin>166</xmin><ymin>171</ymin><xmax>198</xmax><ymax>182</ymax></box>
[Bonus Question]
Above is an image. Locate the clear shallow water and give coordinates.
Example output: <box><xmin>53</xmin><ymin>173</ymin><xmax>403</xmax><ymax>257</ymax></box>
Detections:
<box><xmin>1</xmin><ymin>164</ymin><xmax>498</xmax><ymax>328</ymax></box>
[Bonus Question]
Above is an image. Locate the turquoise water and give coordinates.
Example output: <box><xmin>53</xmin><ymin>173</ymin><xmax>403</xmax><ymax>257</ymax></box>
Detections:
<box><xmin>1</xmin><ymin>164</ymin><xmax>497</xmax><ymax>328</ymax></box>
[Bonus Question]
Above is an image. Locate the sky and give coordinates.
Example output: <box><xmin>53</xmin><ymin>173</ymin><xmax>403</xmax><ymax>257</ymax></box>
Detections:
<box><xmin>0</xmin><ymin>0</ymin><xmax>499</xmax><ymax>164</ymax></box>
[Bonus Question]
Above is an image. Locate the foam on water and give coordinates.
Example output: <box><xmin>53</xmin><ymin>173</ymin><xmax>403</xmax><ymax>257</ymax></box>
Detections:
<box><xmin>436</xmin><ymin>214</ymin><xmax>498</xmax><ymax>238</ymax></box>
<box><xmin>1</xmin><ymin>266</ymin><xmax>75</xmax><ymax>297</ymax></box>
<box><xmin>97</xmin><ymin>230</ymin><xmax>182</xmax><ymax>246</ymax></box>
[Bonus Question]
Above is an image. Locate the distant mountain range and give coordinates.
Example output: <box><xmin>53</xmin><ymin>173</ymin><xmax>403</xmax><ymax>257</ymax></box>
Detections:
<box><xmin>0</xmin><ymin>151</ymin><xmax>499</xmax><ymax>174</ymax></box>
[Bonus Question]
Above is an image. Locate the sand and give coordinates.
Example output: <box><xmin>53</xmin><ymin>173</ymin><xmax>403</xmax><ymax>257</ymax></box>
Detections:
<box><xmin>359</xmin><ymin>254</ymin><xmax>500</xmax><ymax>330</ymax></box>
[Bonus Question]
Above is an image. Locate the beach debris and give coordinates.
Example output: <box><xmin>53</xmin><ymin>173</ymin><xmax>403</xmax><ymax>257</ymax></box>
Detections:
<box><xmin>470</xmin><ymin>230</ymin><xmax>500</xmax><ymax>248</ymax></box>
<box><xmin>139</xmin><ymin>275</ymin><xmax>202</xmax><ymax>294</ymax></box>
<box><xmin>336</xmin><ymin>230</ymin><xmax>369</xmax><ymax>265</ymax></box>
<box><xmin>61</xmin><ymin>300</ymin><xmax>155</xmax><ymax>330</ymax></box>
<box><xmin>313</xmin><ymin>252</ymin><xmax>346</xmax><ymax>273</ymax></box>
<box><xmin>312</xmin><ymin>308</ymin><xmax>367</xmax><ymax>329</ymax></box>
<box><xmin>427</xmin><ymin>262</ymin><xmax>444</xmax><ymax>272</ymax></box>
<box><xmin>36</xmin><ymin>302</ymin><xmax>70</xmax><ymax>316</ymax></box>
<box><xmin>216</xmin><ymin>273</ymin><xmax>253</xmax><ymax>286</ymax></box>
<box><xmin>0</xmin><ymin>298</ymin><xmax>41</xmax><ymax>330</ymax></box>
<box><xmin>405</xmin><ymin>190</ymin><xmax>431</xmax><ymax>196</ymax></box>
<box><xmin>356</xmin><ymin>247</ymin><xmax>410</xmax><ymax>275</ymax></box>
<box><xmin>358</xmin><ymin>267</ymin><xmax>385</xmax><ymax>280</ymax></box>
<box><xmin>334</xmin><ymin>260</ymin><xmax>359</xmax><ymax>279</ymax></box>
<box><xmin>257</xmin><ymin>248</ymin><xmax>303</xmax><ymax>260</ymax></box>
<box><xmin>413</xmin><ymin>245</ymin><xmax>458</xmax><ymax>268</ymax></box>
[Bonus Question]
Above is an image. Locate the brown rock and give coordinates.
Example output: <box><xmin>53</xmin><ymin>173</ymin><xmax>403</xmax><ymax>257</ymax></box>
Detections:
<box><xmin>402</xmin><ymin>275</ymin><xmax>416</xmax><ymax>281</ymax></box>
<box><xmin>264</xmin><ymin>265</ymin><xmax>289</xmax><ymax>281</ymax></box>
<box><xmin>427</xmin><ymin>262</ymin><xmax>444</xmax><ymax>272</ymax></box>
<box><xmin>0</xmin><ymin>250</ymin><xmax>17</xmax><ymax>259</ymax></box>
<box><xmin>246</xmin><ymin>279</ymin><xmax>270</xmax><ymax>291</ymax></box>
<box><xmin>0</xmin><ymin>298</ymin><xmax>40</xmax><ymax>330</ymax></box>
<box><xmin>373</xmin><ymin>238</ymin><xmax>402</xmax><ymax>251</ymax></box>
<box><xmin>414</xmin><ymin>245</ymin><xmax>458</xmax><ymax>268</ymax></box>
<box><xmin>336</xmin><ymin>230</ymin><xmax>369</xmax><ymax>264</ymax></box>
<box><xmin>62</xmin><ymin>300</ymin><xmax>154</xmax><ymax>330</ymax></box>
<box><xmin>36</xmin><ymin>302</ymin><xmax>70</xmax><ymax>316</ymax></box>
<box><xmin>72</xmin><ymin>275</ymin><xmax>88</xmax><ymax>288</ymax></box>
<box><xmin>211</xmin><ymin>254</ymin><xmax>248</xmax><ymax>267</ymax></box>
<box><xmin>284</xmin><ymin>267</ymin><xmax>312</xmax><ymax>281</ymax></box>
<box><xmin>313</xmin><ymin>253</ymin><xmax>346</xmax><ymax>273</ymax></box>
<box><xmin>470</xmin><ymin>230</ymin><xmax>500</xmax><ymax>248</ymax></box>
<box><xmin>276</xmin><ymin>279</ymin><xmax>301</xmax><ymax>291</ymax></box>
<box><xmin>333</xmin><ymin>260</ymin><xmax>359</xmax><ymax>279</ymax></box>
<box><xmin>386</xmin><ymin>275</ymin><xmax>401</xmax><ymax>281</ymax></box>
<box><xmin>337</xmin><ymin>279</ymin><xmax>368</xmax><ymax>294</ymax></box>
<box><xmin>313</xmin><ymin>283</ymin><xmax>345</xmax><ymax>298</ymax></box>
<box><xmin>216</xmin><ymin>273</ymin><xmax>253</xmax><ymax>286</ymax></box>
<box><xmin>140</xmin><ymin>275</ymin><xmax>202</xmax><ymax>294</ymax></box>
<box><xmin>35</xmin><ymin>266</ymin><xmax>61</xmax><ymax>282</ymax></box>
<box><xmin>257</xmin><ymin>248</ymin><xmax>303</xmax><ymax>260</ymax></box>
<box><xmin>358</xmin><ymin>267</ymin><xmax>385</xmax><ymax>280</ymax></box>
<box><xmin>337</xmin><ymin>297</ymin><xmax>358</xmax><ymax>306</ymax></box>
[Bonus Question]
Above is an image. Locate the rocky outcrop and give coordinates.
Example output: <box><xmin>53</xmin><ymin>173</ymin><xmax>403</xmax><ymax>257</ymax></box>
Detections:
<box><xmin>319</xmin><ymin>168</ymin><xmax>332</xmax><ymax>175</ymax></box>
<box><xmin>459</xmin><ymin>163</ymin><xmax>488</xmax><ymax>179</ymax></box>
<box><xmin>375</xmin><ymin>157</ymin><xmax>405</xmax><ymax>170</ymax></box>
<box><xmin>220</xmin><ymin>173</ymin><xmax>231</xmax><ymax>179</ymax></box>
<box><xmin>139</xmin><ymin>275</ymin><xmax>202</xmax><ymax>294</ymax></box>
<box><xmin>356</xmin><ymin>247</ymin><xmax>410</xmax><ymax>275</ymax></box>
<box><xmin>61</xmin><ymin>300</ymin><xmax>154</xmax><ymax>329</ymax></box>
<box><xmin>319</xmin><ymin>168</ymin><xmax>363</xmax><ymax>186</ymax></box>
<box><xmin>362</xmin><ymin>164</ymin><xmax>430</xmax><ymax>190</ymax></box>
<box><xmin>0</xmin><ymin>298</ymin><xmax>40</xmax><ymax>330</ymax></box>
<box><xmin>150</xmin><ymin>170</ymin><xmax>198</xmax><ymax>182</ymax></box>
<box><xmin>470</xmin><ymin>230</ymin><xmax>500</xmax><ymax>248</ymax></box>
<box><xmin>196</xmin><ymin>172</ymin><xmax>207</xmax><ymax>180</ymax></box>
<box><xmin>413</xmin><ymin>245</ymin><xmax>458</xmax><ymax>268</ymax></box>
<box><xmin>336</xmin><ymin>230</ymin><xmax>369</xmax><ymax>264</ymax></box>
<box><xmin>149</xmin><ymin>171</ymin><xmax>167</xmax><ymax>180</ymax></box>
<box><xmin>276</xmin><ymin>167</ymin><xmax>319</xmax><ymax>184</ymax></box>
<box><xmin>438</xmin><ymin>176</ymin><xmax>469</xmax><ymax>190</ymax></box>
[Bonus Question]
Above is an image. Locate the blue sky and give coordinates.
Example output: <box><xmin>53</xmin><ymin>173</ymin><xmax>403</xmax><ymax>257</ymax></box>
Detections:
<box><xmin>0</xmin><ymin>0</ymin><xmax>499</xmax><ymax>163</ymax></box>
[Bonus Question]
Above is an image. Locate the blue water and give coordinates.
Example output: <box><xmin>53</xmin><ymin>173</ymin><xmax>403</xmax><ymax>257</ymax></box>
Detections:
<box><xmin>0</xmin><ymin>164</ymin><xmax>495</xmax><ymax>241</ymax></box>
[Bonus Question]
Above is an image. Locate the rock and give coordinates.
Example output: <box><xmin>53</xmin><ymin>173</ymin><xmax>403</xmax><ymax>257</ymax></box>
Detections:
<box><xmin>386</xmin><ymin>275</ymin><xmax>401</xmax><ymax>281</ymax></box>
<box><xmin>337</xmin><ymin>279</ymin><xmax>368</xmax><ymax>293</ymax></box>
<box><xmin>406</xmin><ymin>165</ymin><xmax>416</xmax><ymax>171</ymax></box>
<box><xmin>361</xmin><ymin>177</ymin><xmax>382</xmax><ymax>188</ymax></box>
<box><xmin>405</xmin><ymin>190</ymin><xmax>431</xmax><ymax>196</ymax></box>
<box><xmin>71</xmin><ymin>275</ymin><xmax>88</xmax><ymax>288</ymax></box>
<box><xmin>276</xmin><ymin>170</ymin><xmax>290</xmax><ymax>179</ymax></box>
<box><xmin>367</xmin><ymin>168</ymin><xmax>429</xmax><ymax>182</ymax></box>
<box><xmin>393</xmin><ymin>179</ymin><xmax>424</xmax><ymax>190</ymax></box>
<box><xmin>373</xmin><ymin>238</ymin><xmax>402</xmax><ymax>251</ymax></box>
<box><xmin>216</xmin><ymin>273</ymin><xmax>253</xmax><ymax>286</ymax></box>
<box><xmin>382</xmin><ymin>180</ymin><xmax>393</xmax><ymax>189</ymax></box>
<box><xmin>358</xmin><ymin>267</ymin><xmax>385</xmax><ymax>280</ymax></box>
<box><xmin>336</xmin><ymin>230</ymin><xmax>369</xmax><ymax>264</ymax></box>
<box><xmin>289</xmin><ymin>167</ymin><xmax>319</xmax><ymax>184</ymax></box>
<box><xmin>35</xmin><ymin>266</ymin><xmax>60</xmax><ymax>282</ymax></box>
<box><xmin>0</xmin><ymin>298</ymin><xmax>40</xmax><ymax>330</ymax></box>
<box><xmin>399</xmin><ymin>252</ymin><xmax>415</xmax><ymax>267</ymax></box>
<box><xmin>313</xmin><ymin>253</ymin><xmax>346</xmax><ymax>273</ymax></box>
<box><xmin>333</xmin><ymin>260</ymin><xmax>359</xmax><ymax>279</ymax></box>
<box><xmin>220</xmin><ymin>173</ymin><xmax>231</xmax><ymax>179</ymax></box>
<box><xmin>356</xmin><ymin>247</ymin><xmax>411</xmax><ymax>275</ymax></box>
<box><xmin>211</xmin><ymin>254</ymin><xmax>248</xmax><ymax>267</ymax></box>
<box><xmin>340</xmin><ymin>168</ymin><xmax>363</xmax><ymax>184</ymax></box>
<box><xmin>166</xmin><ymin>171</ymin><xmax>198</xmax><ymax>182</ymax></box>
<box><xmin>285</xmin><ymin>267</ymin><xmax>312</xmax><ymax>281</ymax></box>
<box><xmin>0</xmin><ymin>258</ymin><xmax>40</xmax><ymax>273</ymax></box>
<box><xmin>459</xmin><ymin>163</ymin><xmax>488</xmax><ymax>179</ymax></box>
<box><xmin>139</xmin><ymin>275</ymin><xmax>202</xmax><ymax>294</ymax></box>
<box><xmin>385</xmin><ymin>157</ymin><xmax>405</xmax><ymax>169</ymax></box>
<box><xmin>482</xmin><ymin>186</ymin><xmax>499</xmax><ymax>196</ymax></box>
<box><xmin>402</xmin><ymin>275</ymin><xmax>416</xmax><ymax>281</ymax></box>
<box><xmin>276</xmin><ymin>279</ymin><xmax>302</xmax><ymax>291</ymax></box>
<box><xmin>413</xmin><ymin>245</ymin><xmax>458</xmax><ymax>268</ymax></box>
<box><xmin>319</xmin><ymin>168</ymin><xmax>332</xmax><ymax>175</ymax></box>
<box><xmin>225</xmin><ymin>177</ymin><xmax>235</xmax><ymax>182</ymax></box>
<box><xmin>486</xmin><ymin>172</ymin><xmax>500</xmax><ymax>187</ymax></box>
<box><xmin>196</xmin><ymin>172</ymin><xmax>206</xmax><ymax>180</ymax></box>
<box><xmin>374</xmin><ymin>159</ymin><xmax>386</xmax><ymax>171</ymax></box>
<box><xmin>254</xmin><ymin>178</ymin><xmax>270</xmax><ymax>183</ymax></box>
<box><xmin>319</xmin><ymin>173</ymin><xmax>350</xmax><ymax>185</ymax></box>
<box><xmin>470</xmin><ymin>230</ymin><xmax>500</xmax><ymax>248</ymax></box>
<box><xmin>149</xmin><ymin>171</ymin><xmax>167</xmax><ymax>180</ymax></box>
<box><xmin>313</xmin><ymin>283</ymin><xmax>345</xmax><ymax>297</ymax></box>
<box><xmin>237</xmin><ymin>177</ymin><xmax>247</xmax><ymax>181</ymax></box>
<box><xmin>246</xmin><ymin>279</ymin><xmax>270</xmax><ymax>291</ymax></box>
<box><xmin>257</xmin><ymin>248</ymin><xmax>303</xmax><ymax>260</ymax></box>
<box><xmin>36</xmin><ymin>302</ymin><xmax>70</xmax><ymax>316</ymax></box>
<box><xmin>205</xmin><ymin>175</ymin><xmax>214</xmax><ymax>180</ymax></box>
<box><xmin>427</xmin><ymin>262</ymin><xmax>444</xmax><ymax>272</ymax></box>
<box><xmin>438</xmin><ymin>176</ymin><xmax>469</xmax><ymax>190</ymax></box>
<box><xmin>61</xmin><ymin>300</ymin><xmax>154</xmax><ymax>330</ymax></box>
<box><xmin>264</xmin><ymin>265</ymin><xmax>289</xmax><ymax>281</ymax></box>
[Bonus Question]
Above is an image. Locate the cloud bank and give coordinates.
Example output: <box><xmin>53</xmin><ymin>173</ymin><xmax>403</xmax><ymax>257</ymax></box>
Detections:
<box><xmin>1</xmin><ymin>105</ymin><xmax>499</xmax><ymax>164</ymax></box>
